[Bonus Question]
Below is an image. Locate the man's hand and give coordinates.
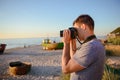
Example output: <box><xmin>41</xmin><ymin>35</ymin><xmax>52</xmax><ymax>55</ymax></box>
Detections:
<box><xmin>62</xmin><ymin>29</ymin><xmax>76</xmax><ymax>57</ymax></box>
<box><xmin>62</xmin><ymin>29</ymin><xmax>71</xmax><ymax>44</ymax></box>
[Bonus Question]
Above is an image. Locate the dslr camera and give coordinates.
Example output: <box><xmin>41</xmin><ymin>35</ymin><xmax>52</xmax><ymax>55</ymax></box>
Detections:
<box><xmin>60</xmin><ymin>27</ymin><xmax>77</xmax><ymax>39</ymax></box>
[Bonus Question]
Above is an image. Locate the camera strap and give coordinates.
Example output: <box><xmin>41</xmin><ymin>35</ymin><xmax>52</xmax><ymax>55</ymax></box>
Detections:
<box><xmin>82</xmin><ymin>35</ymin><xmax>96</xmax><ymax>44</ymax></box>
<box><xmin>76</xmin><ymin>35</ymin><xmax>96</xmax><ymax>50</ymax></box>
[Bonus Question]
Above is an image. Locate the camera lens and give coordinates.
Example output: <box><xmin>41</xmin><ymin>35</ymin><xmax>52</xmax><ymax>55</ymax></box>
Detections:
<box><xmin>60</xmin><ymin>30</ymin><xmax>63</xmax><ymax>37</ymax></box>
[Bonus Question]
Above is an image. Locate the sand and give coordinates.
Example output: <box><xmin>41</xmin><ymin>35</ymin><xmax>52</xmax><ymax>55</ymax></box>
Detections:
<box><xmin>0</xmin><ymin>45</ymin><xmax>62</xmax><ymax>80</ymax></box>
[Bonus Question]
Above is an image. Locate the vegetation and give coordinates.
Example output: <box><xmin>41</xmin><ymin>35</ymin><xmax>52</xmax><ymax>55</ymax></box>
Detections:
<box><xmin>107</xmin><ymin>37</ymin><xmax>120</xmax><ymax>45</ymax></box>
<box><xmin>103</xmin><ymin>27</ymin><xmax>120</xmax><ymax>80</ymax></box>
<box><xmin>56</xmin><ymin>42</ymin><xmax>64</xmax><ymax>49</ymax></box>
<box><xmin>60</xmin><ymin>73</ymin><xmax>70</xmax><ymax>80</ymax></box>
<box><xmin>102</xmin><ymin>65</ymin><xmax>120</xmax><ymax>80</ymax></box>
<box><xmin>105</xmin><ymin>45</ymin><xmax>120</xmax><ymax>56</ymax></box>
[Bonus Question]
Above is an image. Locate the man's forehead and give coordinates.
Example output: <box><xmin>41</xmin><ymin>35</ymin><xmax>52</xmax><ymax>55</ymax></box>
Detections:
<box><xmin>73</xmin><ymin>23</ymin><xmax>80</xmax><ymax>28</ymax></box>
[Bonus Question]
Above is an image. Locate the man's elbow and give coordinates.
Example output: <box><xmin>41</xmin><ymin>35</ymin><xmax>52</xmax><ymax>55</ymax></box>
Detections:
<box><xmin>62</xmin><ymin>68</ymin><xmax>70</xmax><ymax>74</ymax></box>
<box><xmin>62</xmin><ymin>70</ymin><xmax>69</xmax><ymax>74</ymax></box>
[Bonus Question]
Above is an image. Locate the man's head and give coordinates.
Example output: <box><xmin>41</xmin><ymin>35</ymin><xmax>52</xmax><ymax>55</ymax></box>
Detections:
<box><xmin>73</xmin><ymin>14</ymin><xmax>94</xmax><ymax>31</ymax></box>
<box><xmin>73</xmin><ymin>14</ymin><xmax>95</xmax><ymax>40</ymax></box>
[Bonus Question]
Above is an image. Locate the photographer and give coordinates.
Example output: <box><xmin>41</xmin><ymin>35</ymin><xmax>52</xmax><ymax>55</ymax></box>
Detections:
<box><xmin>61</xmin><ymin>14</ymin><xmax>105</xmax><ymax>80</ymax></box>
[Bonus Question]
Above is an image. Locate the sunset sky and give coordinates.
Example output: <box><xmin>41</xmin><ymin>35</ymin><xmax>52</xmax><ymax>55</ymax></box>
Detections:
<box><xmin>0</xmin><ymin>0</ymin><xmax>120</xmax><ymax>39</ymax></box>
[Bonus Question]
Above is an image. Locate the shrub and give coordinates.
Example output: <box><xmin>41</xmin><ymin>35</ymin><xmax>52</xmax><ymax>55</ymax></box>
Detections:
<box><xmin>56</xmin><ymin>42</ymin><xmax>64</xmax><ymax>49</ymax></box>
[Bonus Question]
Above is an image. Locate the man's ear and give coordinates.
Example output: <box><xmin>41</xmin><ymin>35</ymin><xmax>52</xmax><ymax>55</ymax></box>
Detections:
<box><xmin>81</xmin><ymin>24</ymin><xmax>86</xmax><ymax>30</ymax></box>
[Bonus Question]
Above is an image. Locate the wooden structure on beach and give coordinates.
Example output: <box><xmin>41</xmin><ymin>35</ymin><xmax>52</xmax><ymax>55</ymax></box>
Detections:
<box><xmin>107</xmin><ymin>27</ymin><xmax>120</xmax><ymax>38</ymax></box>
<box><xmin>0</xmin><ymin>44</ymin><xmax>6</xmax><ymax>54</ymax></box>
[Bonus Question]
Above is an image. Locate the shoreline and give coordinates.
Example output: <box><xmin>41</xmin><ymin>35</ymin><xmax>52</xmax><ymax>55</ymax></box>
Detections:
<box><xmin>0</xmin><ymin>45</ymin><xmax>62</xmax><ymax>80</ymax></box>
<box><xmin>1</xmin><ymin>36</ymin><xmax>106</xmax><ymax>50</ymax></box>
<box><xmin>5</xmin><ymin>44</ymin><xmax>42</xmax><ymax>50</ymax></box>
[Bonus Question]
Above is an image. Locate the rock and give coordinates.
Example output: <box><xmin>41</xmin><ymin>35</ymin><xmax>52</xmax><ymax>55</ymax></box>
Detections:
<box><xmin>106</xmin><ymin>57</ymin><xmax>120</xmax><ymax>69</ymax></box>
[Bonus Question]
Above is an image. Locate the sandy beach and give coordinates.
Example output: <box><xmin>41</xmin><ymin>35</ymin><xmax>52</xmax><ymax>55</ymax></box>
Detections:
<box><xmin>0</xmin><ymin>45</ymin><xmax>62</xmax><ymax>80</ymax></box>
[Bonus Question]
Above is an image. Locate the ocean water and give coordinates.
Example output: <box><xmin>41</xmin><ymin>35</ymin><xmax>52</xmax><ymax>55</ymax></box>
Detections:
<box><xmin>0</xmin><ymin>36</ymin><xmax>106</xmax><ymax>49</ymax></box>
<box><xmin>0</xmin><ymin>37</ymin><xmax>62</xmax><ymax>49</ymax></box>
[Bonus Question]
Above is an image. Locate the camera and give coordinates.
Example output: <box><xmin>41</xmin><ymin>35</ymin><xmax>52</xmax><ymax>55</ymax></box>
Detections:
<box><xmin>60</xmin><ymin>27</ymin><xmax>77</xmax><ymax>39</ymax></box>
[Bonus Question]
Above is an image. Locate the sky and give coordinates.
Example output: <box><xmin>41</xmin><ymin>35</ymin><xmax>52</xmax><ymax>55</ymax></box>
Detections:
<box><xmin>0</xmin><ymin>0</ymin><xmax>120</xmax><ymax>39</ymax></box>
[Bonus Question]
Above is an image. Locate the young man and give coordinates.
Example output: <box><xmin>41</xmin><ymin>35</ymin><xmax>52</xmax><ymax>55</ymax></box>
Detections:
<box><xmin>62</xmin><ymin>14</ymin><xmax>105</xmax><ymax>80</ymax></box>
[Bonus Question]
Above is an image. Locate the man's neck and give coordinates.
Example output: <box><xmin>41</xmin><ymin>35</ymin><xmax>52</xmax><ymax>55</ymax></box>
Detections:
<box><xmin>84</xmin><ymin>32</ymin><xmax>95</xmax><ymax>40</ymax></box>
<box><xmin>83</xmin><ymin>34</ymin><xmax>96</xmax><ymax>44</ymax></box>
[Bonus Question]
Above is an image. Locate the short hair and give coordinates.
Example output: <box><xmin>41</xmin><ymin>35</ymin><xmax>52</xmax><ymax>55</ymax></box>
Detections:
<box><xmin>73</xmin><ymin>14</ymin><xmax>94</xmax><ymax>30</ymax></box>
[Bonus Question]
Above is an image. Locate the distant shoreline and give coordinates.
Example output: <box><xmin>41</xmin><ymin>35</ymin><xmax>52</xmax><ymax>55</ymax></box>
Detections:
<box><xmin>1</xmin><ymin>36</ymin><xmax>106</xmax><ymax>49</ymax></box>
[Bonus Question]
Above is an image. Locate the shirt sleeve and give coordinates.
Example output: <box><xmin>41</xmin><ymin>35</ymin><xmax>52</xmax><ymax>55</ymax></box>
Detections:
<box><xmin>73</xmin><ymin>43</ymin><xmax>97</xmax><ymax>68</ymax></box>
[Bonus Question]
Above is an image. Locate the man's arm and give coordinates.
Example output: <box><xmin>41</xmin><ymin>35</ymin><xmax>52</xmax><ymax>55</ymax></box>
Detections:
<box><xmin>62</xmin><ymin>30</ymin><xmax>85</xmax><ymax>74</ymax></box>
<box><xmin>62</xmin><ymin>42</ymin><xmax>85</xmax><ymax>74</ymax></box>
<box><xmin>70</xmin><ymin>39</ymin><xmax>76</xmax><ymax>58</ymax></box>
<box><xmin>62</xmin><ymin>43</ymin><xmax>70</xmax><ymax>73</ymax></box>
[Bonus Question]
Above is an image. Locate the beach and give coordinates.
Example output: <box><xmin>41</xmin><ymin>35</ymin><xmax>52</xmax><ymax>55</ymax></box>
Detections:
<box><xmin>0</xmin><ymin>45</ymin><xmax>62</xmax><ymax>80</ymax></box>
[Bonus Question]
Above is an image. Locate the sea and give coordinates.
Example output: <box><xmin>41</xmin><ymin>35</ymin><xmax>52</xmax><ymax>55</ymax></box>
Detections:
<box><xmin>0</xmin><ymin>36</ymin><xmax>106</xmax><ymax>49</ymax></box>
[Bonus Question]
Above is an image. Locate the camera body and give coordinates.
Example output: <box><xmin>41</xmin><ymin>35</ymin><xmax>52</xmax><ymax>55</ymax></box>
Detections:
<box><xmin>60</xmin><ymin>27</ymin><xmax>77</xmax><ymax>39</ymax></box>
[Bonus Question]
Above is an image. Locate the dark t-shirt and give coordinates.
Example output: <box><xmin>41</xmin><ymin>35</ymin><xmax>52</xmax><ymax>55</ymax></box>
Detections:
<box><xmin>70</xmin><ymin>39</ymin><xmax>105</xmax><ymax>80</ymax></box>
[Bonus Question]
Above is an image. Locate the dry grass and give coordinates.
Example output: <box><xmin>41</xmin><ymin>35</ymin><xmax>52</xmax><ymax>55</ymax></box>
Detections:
<box><xmin>102</xmin><ymin>64</ymin><xmax>120</xmax><ymax>80</ymax></box>
<box><xmin>105</xmin><ymin>45</ymin><xmax>120</xmax><ymax>56</ymax></box>
<box><xmin>60</xmin><ymin>73</ymin><xmax>70</xmax><ymax>80</ymax></box>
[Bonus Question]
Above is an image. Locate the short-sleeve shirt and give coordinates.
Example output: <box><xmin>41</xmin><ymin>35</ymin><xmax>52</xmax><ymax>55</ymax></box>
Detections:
<box><xmin>70</xmin><ymin>39</ymin><xmax>105</xmax><ymax>80</ymax></box>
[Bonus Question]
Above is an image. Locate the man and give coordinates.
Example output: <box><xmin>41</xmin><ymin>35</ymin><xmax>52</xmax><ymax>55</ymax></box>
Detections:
<box><xmin>62</xmin><ymin>14</ymin><xmax>105</xmax><ymax>80</ymax></box>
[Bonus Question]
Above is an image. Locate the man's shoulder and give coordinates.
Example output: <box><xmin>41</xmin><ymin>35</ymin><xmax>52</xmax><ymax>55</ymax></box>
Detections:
<box><xmin>80</xmin><ymin>39</ymin><xmax>105</xmax><ymax>54</ymax></box>
<box><xmin>82</xmin><ymin>39</ymin><xmax>103</xmax><ymax>47</ymax></box>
